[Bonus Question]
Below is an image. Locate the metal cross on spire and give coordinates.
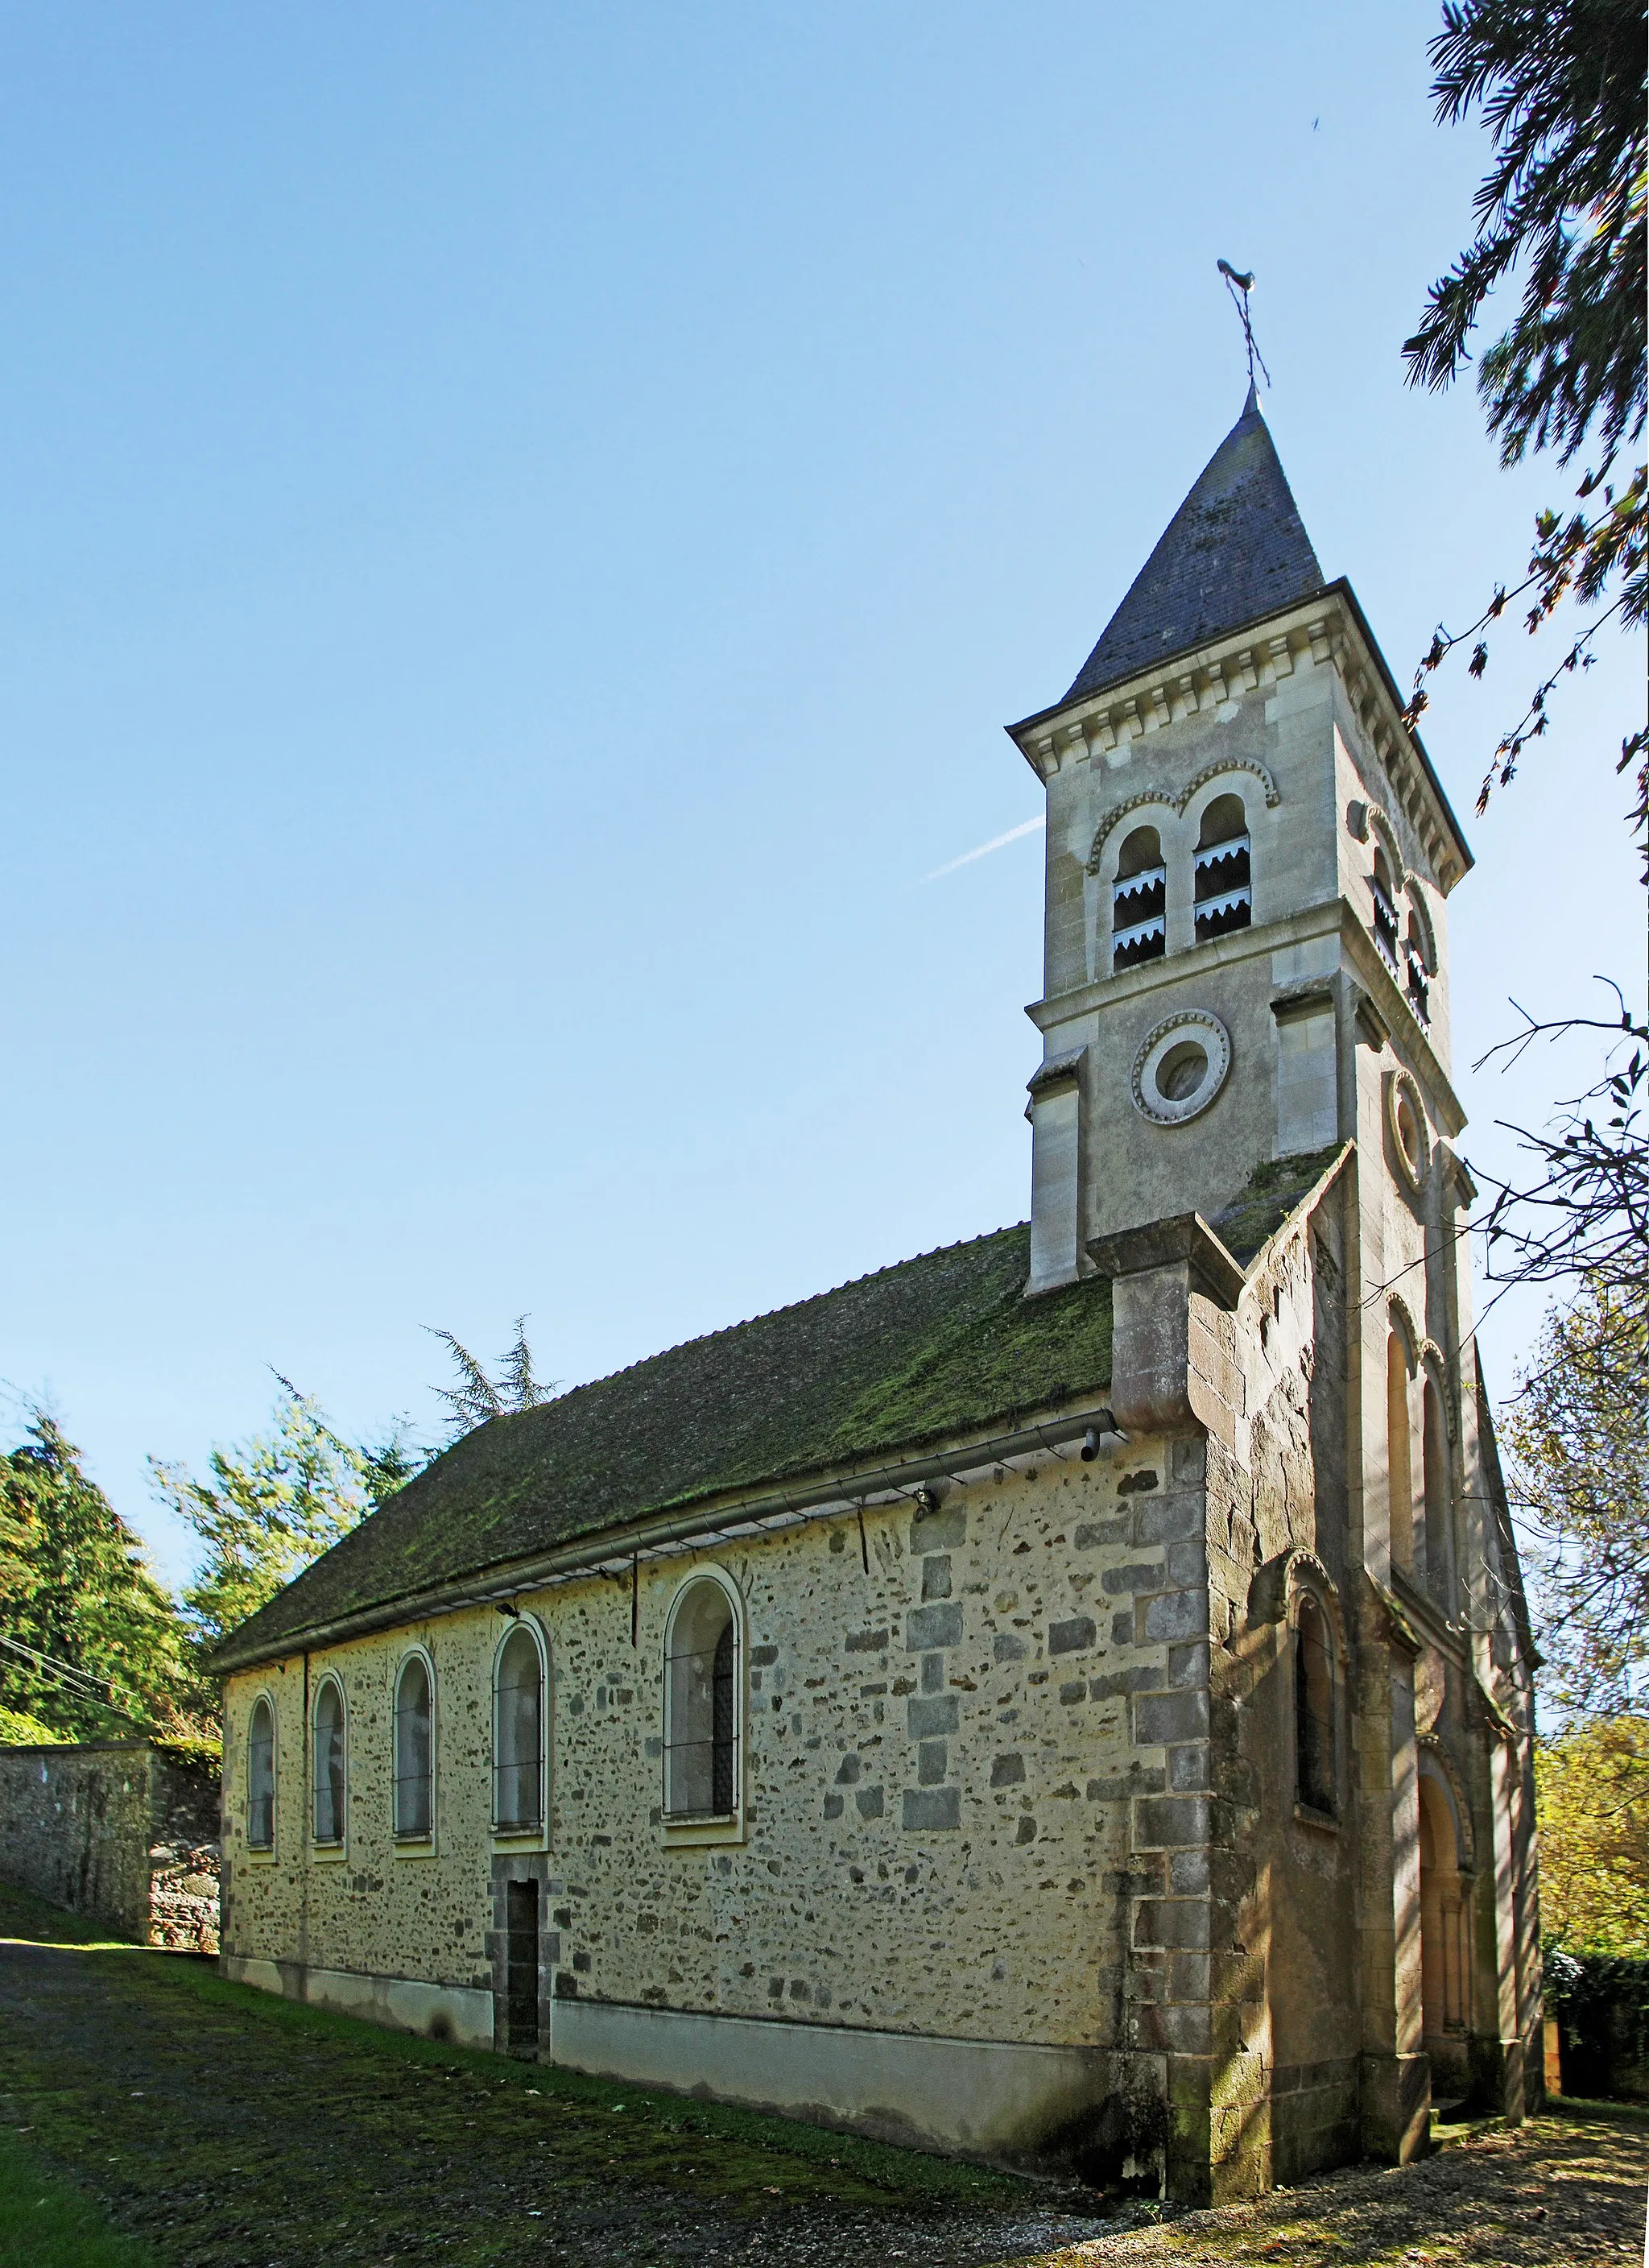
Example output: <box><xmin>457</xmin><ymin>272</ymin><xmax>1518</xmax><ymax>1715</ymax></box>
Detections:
<box><xmin>1217</xmin><ymin>258</ymin><xmax>1271</xmax><ymax>391</ymax></box>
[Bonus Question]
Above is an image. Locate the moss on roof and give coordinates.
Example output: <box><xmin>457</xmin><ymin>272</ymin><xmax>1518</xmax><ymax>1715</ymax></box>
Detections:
<box><xmin>1209</xmin><ymin>1143</ymin><xmax>1348</xmax><ymax>1264</ymax></box>
<box><xmin>219</xmin><ymin>1225</ymin><xmax>1114</xmax><ymax>1666</ymax></box>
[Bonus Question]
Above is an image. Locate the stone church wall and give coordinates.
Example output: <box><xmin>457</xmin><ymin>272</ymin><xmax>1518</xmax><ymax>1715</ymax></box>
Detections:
<box><xmin>221</xmin><ymin>1430</ymin><xmax>1231</xmax><ymax>2163</ymax></box>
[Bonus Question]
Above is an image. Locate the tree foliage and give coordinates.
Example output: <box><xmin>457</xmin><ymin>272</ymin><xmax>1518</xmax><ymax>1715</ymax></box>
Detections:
<box><xmin>424</xmin><ymin>1317</ymin><xmax>557</xmax><ymax>1443</ymax></box>
<box><xmin>1502</xmin><ymin>1284</ymin><xmax>1648</xmax><ymax>1718</ymax></box>
<box><xmin>151</xmin><ymin>1380</ymin><xmax>419</xmax><ymax>1652</ymax></box>
<box><xmin>1535</xmin><ymin>1715</ymin><xmax>1649</xmax><ymax>1956</ymax></box>
<box><xmin>1403</xmin><ymin>0</ymin><xmax>1646</xmax><ymax>824</ymax></box>
<box><xmin>0</xmin><ymin>1411</ymin><xmax>195</xmax><ymax>1738</ymax></box>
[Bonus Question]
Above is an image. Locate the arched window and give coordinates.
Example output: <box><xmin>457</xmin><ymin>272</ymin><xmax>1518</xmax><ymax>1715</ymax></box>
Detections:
<box><xmin>493</xmin><ymin>1624</ymin><xmax>544</xmax><ymax>1831</ymax></box>
<box><xmin>1423</xmin><ymin>1376</ymin><xmax>1451</xmax><ymax>1607</ymax></box>
<box><xmin>312</xmin><ymin>1675</ymin><xmax>346</xmax><ymax>1846</ymax></box>
<box><xmin>394</xmin><ymin>1653</ymin><xmax>434</xmax><ymax>1840</ymax></box>
<box><xmin>1294</xmin><ymin>1594</ymin><xmax>1335</xmax><ymax>1815</ymax></box>
<box><xmin>1403</xmin><ymin>905</ymin><xmax>1432</xmax><ymax>1024</ymax></box>
<box><xmin>246</xmin><ymin>1695</ymin><xmax>275</xmax><ymax>1852</ymax></box>
<box><xmin>1387</xmin><ymin>1330</ymin><xmax>1415</xmax><ymax>1573</ymax></box>
<box><xmin>1112</xmin><ymin>826</ymin><xmax>1166</xmax><ymax>971</ymax></box>
<box><xmin>664</xmin><ymin>1575</ymin><xmax>740</xmax><ymax>1819</ymax></box>
<box><xmin>1193</xmin><ymin>793</ymin><xmax>1251</xmax><ymax>943</ymax></box>
<box><xmin>1371</xmin><ymin>847</ymin><xmax>1401</xmax><ymax>975</ymax></box>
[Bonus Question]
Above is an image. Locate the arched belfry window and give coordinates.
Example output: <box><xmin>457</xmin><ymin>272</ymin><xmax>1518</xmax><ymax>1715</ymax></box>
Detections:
<box><xmin>1294</xmin><ymin>1593</ymin><xmax>1336</xmax><ymax>1815</ymax></box>
<box><xmin>312</xmin><ymin>1675</ymin><xmax>346</xmax><ymax>1846</ymax></box>
<box><xmin>1404</xmin><ymin>896</ymin><xmax>1432</xmax><ymax>1024</ymax></box>
<box><xmin>246</xmin><ymin>1695</ymin><xmax>276</xmax><ymax>1851</ymax></box>
<box><xmin>1112</xmin><ymin>826</ymin><xmax>1166</xmax><ymax>972</ymax></box>
<box><xmin>664</xmin><ymin>1575</ymin><xmax>741</xmax><ymax>1820</ymax></box>
<box><xmin>394</xmin><ymin>1652</ymin><xmax>435</xmax><ymax>1840</ymax></box>
<box><xmin>1193</xmin><ymin>793</ymin><xmax>1251</xmax><ymax>943</ymax></box>
<box><xmin>1371</xmin><ymin>847</ymin><xmax>1401</xmax><ymax>975</ymax></box>
<box><xmin>493</xmin><ymin>1623</ymin><xmax>545</xmax><ymax>1832</ymax></box>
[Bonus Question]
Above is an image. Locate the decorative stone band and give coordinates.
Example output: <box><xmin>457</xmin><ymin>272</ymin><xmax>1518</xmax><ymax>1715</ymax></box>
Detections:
<box><xmin>1247</xmin><ymin>1548</ymin><xmax>1347</xmax><ymax>1652</ymax></box>
<box><xmin>1130</xmin><ymin>1010</ymin><xmax>1231</xmax><ymax>1126</ymax></box>
<box><xmin>1384</xmin><ymin>1067</ymin><xmax>1430</xmax><ymax>1194</ymax></box>
<box><xmin>1087</xmin><ymin>758</ymin><xmax>1281</xmax><ymax>875</ymax></box>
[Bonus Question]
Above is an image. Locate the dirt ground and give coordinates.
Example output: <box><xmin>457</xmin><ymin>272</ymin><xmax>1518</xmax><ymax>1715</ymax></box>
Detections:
<box><xmin>0</xmin><ymin>1884</ymin><xmax>1643</xmax><ymax>2268</ymax></box>
<box><xmin>1032</xmin><ymin>2115</ymin><xmax>1648</xmax><ymax>2267</ymax></box>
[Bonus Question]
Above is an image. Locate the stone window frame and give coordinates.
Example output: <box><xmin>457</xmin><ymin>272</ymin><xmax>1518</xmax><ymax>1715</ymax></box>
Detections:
<box><xmin>1384</xmin><ymin>1068</ymin><xmax>1431</xmax><ymax>1198</ymax></box>
<box><xmin>1280</xmin><ymin>1554</ymin><xmax>1346</xmax><ymax>1832</ymax></box>
<box><xmin>660</xmin><ymin>1563</ymin><xmax>747</xmax><ymax>1851</ymax></box>
<box><xmin>490</xmin><ymin>1615</ymin><xmax>552</xmax><ymax>1853</ymax></box>
<box><xmin>245</xmin><ymin>1687</ymin><xmax>279</xmax><ymax>1861</ymax></box>
<box><xmin>391</xmin><ymin>1644</ymin><xmax>439</xmax><ymax>1856</ymax></box>
<box><xmin>310</xmin><ymin>1670</ymin><xmax>349</xmax><ymax>1861</ymax></box>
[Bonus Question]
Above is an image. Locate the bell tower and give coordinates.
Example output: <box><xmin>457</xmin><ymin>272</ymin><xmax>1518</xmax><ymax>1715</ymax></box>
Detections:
<box><xmin>1009</xmin><ymin>387</ymin><xmax>1473</xmax><ymax>1294</ymax></box>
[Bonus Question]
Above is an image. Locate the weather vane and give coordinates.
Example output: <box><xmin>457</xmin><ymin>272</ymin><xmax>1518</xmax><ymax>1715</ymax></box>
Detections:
<box><xmin>1217</xmin><ymin>258</ymin><xmax>1271</xmax><ymax>391</ymax></box>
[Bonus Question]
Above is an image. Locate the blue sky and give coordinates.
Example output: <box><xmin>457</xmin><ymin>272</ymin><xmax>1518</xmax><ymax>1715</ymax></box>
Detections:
<box><xmin>2</xmin><ymin>3</ymin><xmax>1641</xmax><ymax>1585</ymax></box>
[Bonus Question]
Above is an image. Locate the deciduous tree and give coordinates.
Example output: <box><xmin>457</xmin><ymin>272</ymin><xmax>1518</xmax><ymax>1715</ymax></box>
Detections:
<box><xmin>1535</xmin><ymin>1715</ymin><xmax>1649</xmax><ymax>1956</ymax></box>
<box><xmin>1502</xmin><ymin>1285</ymin><xmax>1648</xmax><ymax>1718</ymax></box>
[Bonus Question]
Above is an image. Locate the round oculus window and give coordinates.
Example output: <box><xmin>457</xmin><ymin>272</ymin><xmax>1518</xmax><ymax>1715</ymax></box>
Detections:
<box><xmin>1131</xmin><ymin>1011</ymin><xmax>1231</xmax><ymax>1125</ymax></box>
<box><xmin>1386</xmin><ymin>1068</ymin><xmax>1429</xmax><ymax>1193</ymax></box>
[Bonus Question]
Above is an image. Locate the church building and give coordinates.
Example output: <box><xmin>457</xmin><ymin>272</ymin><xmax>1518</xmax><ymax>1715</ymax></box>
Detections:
<box><xmin>213</xmin><ymin>389</ymin><xmax>1542</xmax><ymax>2203</ymax></box>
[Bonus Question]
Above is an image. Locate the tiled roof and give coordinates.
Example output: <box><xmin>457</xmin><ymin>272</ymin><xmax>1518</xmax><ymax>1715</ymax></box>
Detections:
<box><xmin>216</xmin><ymin>1226</ymin><xmax>1116</xmax><ymax>1666</ymax></box>
<box><xmin>1062</xmin><ymin>387</ymin><xmax>1325</xmax><ymax>706</ymax></box>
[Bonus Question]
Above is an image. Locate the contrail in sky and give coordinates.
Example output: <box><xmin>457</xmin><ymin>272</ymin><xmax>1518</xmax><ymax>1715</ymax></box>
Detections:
<box><xmin>920</xmin><ymin>813</ymin><xmax>1044</xmax><ymax>884</ymax></box>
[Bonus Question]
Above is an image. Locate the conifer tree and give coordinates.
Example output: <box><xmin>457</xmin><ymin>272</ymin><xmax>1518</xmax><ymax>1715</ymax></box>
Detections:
<box><xmin>0</xmin><ymin>1410</ymin><xmax>192</xmax><ymax>1738</ymax></box>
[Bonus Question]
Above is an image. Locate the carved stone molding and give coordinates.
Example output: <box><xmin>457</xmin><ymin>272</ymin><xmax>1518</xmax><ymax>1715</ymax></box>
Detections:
<box><xmin>1087</xmin><ymin>757</ymin><xmax>1281</xmax><ymax>873</ymax></box>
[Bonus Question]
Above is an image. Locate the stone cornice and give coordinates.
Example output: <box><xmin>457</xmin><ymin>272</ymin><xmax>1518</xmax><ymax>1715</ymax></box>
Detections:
<box><xmin>1006</xmin><ymin>580</ymin><xmax>1473</xmax><ymax>895</ymax></box>
<box><xmin>210</xmin><ymin>1398</ymin><xmax>1119</xmax><ymax>1677</ymax></box>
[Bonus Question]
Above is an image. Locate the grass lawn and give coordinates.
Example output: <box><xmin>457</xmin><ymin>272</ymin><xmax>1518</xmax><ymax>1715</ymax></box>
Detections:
<box><xmin>3</xmin><ymin>1881</ymin><xmax>1644</xmax><ymax>2267</ymax></box>
<box><xmin>0</xmin><ymin>1881</ymin><xmax>1103</xmax><ymax>2266</ymax></box>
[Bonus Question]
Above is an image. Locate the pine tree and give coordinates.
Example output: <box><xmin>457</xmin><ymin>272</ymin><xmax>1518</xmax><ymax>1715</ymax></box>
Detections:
<box><xmin>0</xmin><ymin>1411</ymin><xmax>192</xmax><ymax>1738</ymax></box>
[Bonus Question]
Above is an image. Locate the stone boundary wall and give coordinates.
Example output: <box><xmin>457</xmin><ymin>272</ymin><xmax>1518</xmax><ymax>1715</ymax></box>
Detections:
<box><xmin>0</xmin><ymin>1740</ymin><xmax>220</xmax><ymax>1949</ymax></box>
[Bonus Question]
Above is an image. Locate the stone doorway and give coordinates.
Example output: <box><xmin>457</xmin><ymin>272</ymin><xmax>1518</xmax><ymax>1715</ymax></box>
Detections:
<box><xmin>504</xmin><ymin>1878</ymin><xmax>540</xmax><ymax>2057</ymax></box>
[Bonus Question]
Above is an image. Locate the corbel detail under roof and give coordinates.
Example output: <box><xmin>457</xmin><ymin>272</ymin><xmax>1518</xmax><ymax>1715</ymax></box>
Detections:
<box><xmin>1007</xmin><ymin>581</ymin><xmax>1472</xmax><ymax>894</ymax></box>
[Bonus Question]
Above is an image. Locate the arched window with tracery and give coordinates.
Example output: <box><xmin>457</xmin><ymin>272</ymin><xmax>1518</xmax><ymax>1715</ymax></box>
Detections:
<box><xmin>312</xmin><ymin>1675</ymin><xmax>346</xmax><ymax>1846</ymax></box>
<box><xmin>1111</xmin><ymin>825</ymin><xmax>1166</xmax><ymax>971</ymax></box>
<box><xmin>1193</xmin><ymin>793</ymin><xmax>1251</xmax><ymax>943</ymax></box>
<box><xmin>246</xmin><ymin>1695</ymin><xmax>275</xmax><ymax>1851</ymax></box>
<box><xmin>1371</xmin><ymin>846</ymin><xmax>1401</xmax><ymax>975</ymax></box>
<box><xmin>394</xmin><ymin>1652</ymin><xmax>434</xmax><ymax>1840</ymax></box>
<box><xmin>493</xmin><ymin>1623</ymin><xmax>545</xmax><ymax>1832</ymax></box>
<box><xmin>1294</xmin><ymin>1593</ymin><xmax>1336</xmax><ymax>1815</ymax></box>
<box><xmin>664</xmin><ymin>1575</ymin><xmax>741</xmax><ymax>1820</ymax></box>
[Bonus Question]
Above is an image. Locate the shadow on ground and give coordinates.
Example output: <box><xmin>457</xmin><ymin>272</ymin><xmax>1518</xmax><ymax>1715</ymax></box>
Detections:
<box><xmin>0</xmin><ymin>1883</ymin><xmax>1112</xmax><ymax>2266</ymax></box>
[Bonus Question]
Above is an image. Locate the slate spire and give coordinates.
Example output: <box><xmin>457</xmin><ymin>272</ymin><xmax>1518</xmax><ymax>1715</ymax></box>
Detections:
<box><xmin>1061</xmin><ymin>388</ymin><xmax>1325</xmax><ymax>706</ymax></box>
